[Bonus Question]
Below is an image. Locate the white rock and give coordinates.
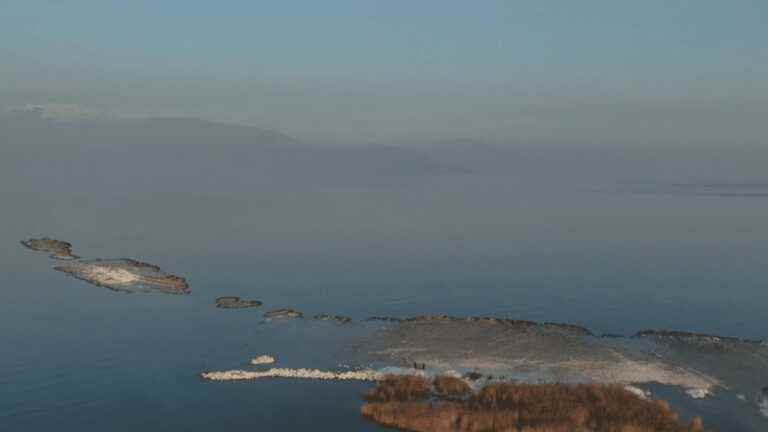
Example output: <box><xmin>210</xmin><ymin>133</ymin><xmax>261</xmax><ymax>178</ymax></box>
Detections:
<box><xmin>759</xmin><ymin>395</ymin><xmax>768</xmax><ymax>418</ymax></box>
<box><xmin>624</xmin><ymin>385</ymin><xmax>651</xmax><ymax>400</ymax></box>
<box><xmin>200</xmin><ymin>367</ymin><xmax>384</xmax><ymax>382</ymax></box>
<box><xmin>686</xmin><ymin>388</ymin><xmax>711</xmax><ymax>399</ymax></box>
<box><xmin>250</xmin><ymin>355</ymin><xmax>276</xmax><ymax>365</ymax></box>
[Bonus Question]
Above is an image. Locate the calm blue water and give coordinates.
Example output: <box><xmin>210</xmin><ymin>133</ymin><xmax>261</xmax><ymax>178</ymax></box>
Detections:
<box><xmin>2</xmin><ymin>162</ymin><xmax>768</xmax><ymax>430</ymax></box>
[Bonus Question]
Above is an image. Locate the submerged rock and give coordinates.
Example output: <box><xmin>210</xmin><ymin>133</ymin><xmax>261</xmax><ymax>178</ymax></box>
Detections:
<box><xmin>20</xmin><ymin>237</ymin><xmax>79</xmax><ymax>260</ymax></box>
<box><xmin>314</xmin><ymin>314</ymin><xmax>353</xmax><ymax>324</ymax></box>
<box><xmin>54</xmin><ymin>259</ymin><xmax>190</xmax><ymax>294</ymax></box>
<box><xmin>215</xmin><ymin>296</ymin><xmax>262</xmax><ymax>309</ymax></box>
<box><xmin>263</xmin><ymin>308</ymin><xmax>303</xmax><ymax>320</ymax></box>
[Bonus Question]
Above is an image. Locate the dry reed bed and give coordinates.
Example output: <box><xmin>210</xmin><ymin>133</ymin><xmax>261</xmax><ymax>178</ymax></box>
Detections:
<box><xmin>362</xmin><ymin>375</ymin><xmax>706</xmax><ymax>432</ymax></box>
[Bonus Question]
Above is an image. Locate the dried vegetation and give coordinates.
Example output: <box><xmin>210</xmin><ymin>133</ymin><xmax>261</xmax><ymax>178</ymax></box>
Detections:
<box><xmin>362</xmin><ymin>375</ymin><xmax>706</xmax><ymax>432</ymax></box>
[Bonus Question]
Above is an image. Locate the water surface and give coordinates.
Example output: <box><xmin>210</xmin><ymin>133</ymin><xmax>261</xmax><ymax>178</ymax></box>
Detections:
<box><xmin>2</xmin><ymin>136</ymin><xmax>767</xmax><ymax>431</ymax></box>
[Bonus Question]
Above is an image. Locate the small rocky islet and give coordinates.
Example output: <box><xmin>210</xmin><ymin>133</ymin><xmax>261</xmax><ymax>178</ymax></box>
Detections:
<box><xmin>54</xmin><ymin>259</ymin><xmax>190</xmax><ymax>294</ymax></box>
<box><xmin>263</xmin><ymin>308</ymin><xmax>304</xmax><ymax>320</ymax></box>
<box><xmin>313</xmin><ymin>314</ymin><xmax>353</xmax><ymax>324</ymax></box>
<box><xmin>20</xmin><ymin>237</ymin><xmax>79</xmax><ymax>260</ymax></box>
<box><xmin>635</xmin><ymin>329</ymin><xmax>765</xmax><ymax>347</ymax></box>
<box><xmin>215</xmin><ymin>296</ymin><xmax>263</xmax><ymax>309</ymax></box>
<box><xmin>250</xmin><ymin>355</ymin><xmax>276</xmax><ymax>365</ymax></box>
<box><xmin>21</xmin><ymin>237</ymin><xmax>190</xmax><ymax>295</ymax></box>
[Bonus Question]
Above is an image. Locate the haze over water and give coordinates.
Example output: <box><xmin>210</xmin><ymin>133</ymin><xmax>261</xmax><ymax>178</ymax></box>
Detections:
<box><xmin>2</xmin><ymin>2</ymin><xmax>768</xmax><ymax>431</ymax></box>
<box><xmin>1</xmin><ymin>115</ymin><xmax>767</xmax><ymax>431</ymax></box>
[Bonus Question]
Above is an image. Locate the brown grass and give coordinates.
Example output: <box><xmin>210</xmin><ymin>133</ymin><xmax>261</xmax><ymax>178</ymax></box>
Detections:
<box><xmin>433</xmin><ymin>376</ymin><xmax>472</xmax><ymax>397</ymax></box>
<box><xmin>364</xmin><ymin>375</ymin><xmax>432</xmax><ymax>403</ymax></box>
<box><xmin>361</xmin><ymin>376</ymin><xmax>706</xmax><ymax>432</ymax></box>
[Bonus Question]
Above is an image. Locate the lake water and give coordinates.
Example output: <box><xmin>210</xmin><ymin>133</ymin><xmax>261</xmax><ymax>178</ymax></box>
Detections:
<box><xmin>2</xmin><ymin>139</ymin><xmax>768</xmax><ymax>431</ymax></box>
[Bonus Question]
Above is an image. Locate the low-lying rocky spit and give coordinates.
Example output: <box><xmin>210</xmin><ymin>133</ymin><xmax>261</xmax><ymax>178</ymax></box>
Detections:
<box><xmin>20</xmin><ymin>237</ymin><xmax>79</xmax><ymax>260</ymax></box>
<box><xmin>365</xmin><ymin>314</ymin><xmax>593</xmax><ymax>336</ymax></box>
<box><xmin>200</xmin><ymin>365</ymin><xmax>710</xmax><ymax>432</ymax></box>
<box><xmin>360</xmin><ymin>315</ymin><xmax>721</xmax><ymax>398</ymax></box>
<box><xmin>263</xmin><ymin>308</ymin><xmax>304</xmax><ymax>320</ymax></box>
<box><xmin>201</xmin><ymin>368</ymin><xmax>384</xmax><ymax>382</ymax></box>
<box><xmin>215</xmin><ymin>296</ymin><xmax>263</xmax><ymax>309</ymax></box>
<box><xmin>314</xmin><ymin>314</ymin><xmax>353</xmax><ymax>324</ymax></box>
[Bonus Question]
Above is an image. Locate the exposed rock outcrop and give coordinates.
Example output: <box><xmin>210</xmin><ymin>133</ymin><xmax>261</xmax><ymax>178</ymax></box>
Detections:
<box><xmin>635</xmin><ymin>329</ymin><xmax>763</xmax><ymax>347</ymax></box>
<box><xmin>403</xmin><ymin>314</ymin><xmax>594</xmax><ymax>336</ymax></box>
<box><xmin>366</xmin><ymin>314</ymin><xmax>593</xmax><ymax>336</ymax></box>
<box><xmin>250</xmin><ymin>355</ymin><xmax>276</xmax><ymax>365</ymax></box>
<box><xmin>215</xmin><ymin>296</ymin><xmax>262</xmax><ymax>309</ymax></box>
<box><xmin>314</xmin><ymin>314</ymin><xmax>353</xmax><ymax>324</ymax></box>
<box><xmin>54</xmin><ymin>258</ymin><xmax>190</xmax><ymax>294</ymax></box>
<box><xmin>20</xmin><ymin>237</ymin><xmax>79</xmax><ymax>260</ymax></box>
<box><xmin>263</xmin><ymin>308</ymin><xmax>303</xmax><ymax>320</ymax></box>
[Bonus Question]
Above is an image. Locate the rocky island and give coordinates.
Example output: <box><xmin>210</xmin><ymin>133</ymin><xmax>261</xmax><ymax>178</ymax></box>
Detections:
<box><xmin>215</xmin><ymin>296</ymin><xmax>263</xmax><ymax>309</ymax></box>
<box><xmin>54</xmin><ymin>258</ymin><xmax>190</xmax><ymax>294</ymax></box>
<box><xmin>263</xmin><ymin>308</ymin><xmax>303</xmax><ymax>320</ymax></box>
<box><xmin>20</xmin><ymin>237</ymin><xmax>79</xmax><ymax>260</ymax></box>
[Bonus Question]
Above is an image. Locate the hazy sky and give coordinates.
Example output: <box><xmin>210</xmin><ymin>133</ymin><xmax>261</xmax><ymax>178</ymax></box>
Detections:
<box><xmin>1</xmin><ymin>1</ymin><xmax>767</xmax><ymax>144</ymax></box>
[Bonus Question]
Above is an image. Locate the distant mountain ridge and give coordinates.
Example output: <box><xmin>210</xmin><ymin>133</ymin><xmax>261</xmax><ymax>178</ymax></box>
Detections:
<box><xmin>0</xmin><ymin>113</ymin><xmax>466</xmax><ymax>192</ymax></box>
<box><xmin>0</xmin><ymin>113</ymin><xmax>300</xmax><ymax>147</ymax></box>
